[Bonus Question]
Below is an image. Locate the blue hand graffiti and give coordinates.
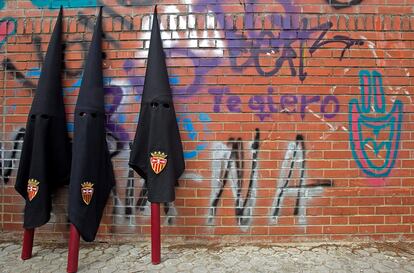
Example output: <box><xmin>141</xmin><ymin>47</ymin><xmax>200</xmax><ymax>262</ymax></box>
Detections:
<box><xmin>348</xmin><ymin>70</ymin><xmax>403</xmax><ymax>178</ymax></box>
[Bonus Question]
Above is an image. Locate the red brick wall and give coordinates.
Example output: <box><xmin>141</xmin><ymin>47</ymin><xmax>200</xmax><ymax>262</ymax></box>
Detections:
<box><xmin>1</xmin><ymin>0</ymin><xmax>413</xmax><ymax>242</ymax></box>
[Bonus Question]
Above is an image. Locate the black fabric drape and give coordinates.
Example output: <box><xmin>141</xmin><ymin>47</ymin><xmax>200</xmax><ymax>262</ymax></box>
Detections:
<box><xmin>129</xmin><ymin>6</ymin><xmax>185</xmax><ymax>203</ymax></box>
<box><xmin>15</xmin><ymin>7</ymin><xmax>71</xmax><ymax>229</ymax></box>
<box><xmin>68</xmin><ymin>8</ymin><xmax>115</xmax><ymax>242</ymax></box>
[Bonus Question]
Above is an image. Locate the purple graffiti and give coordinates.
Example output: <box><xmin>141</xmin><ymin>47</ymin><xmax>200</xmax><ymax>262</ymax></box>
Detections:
<box><xmin>228</xmin><ymin>14</ymin><xmax>363</xmax><ymax>82</ymax></box>
<box><xmin>209</xmin><ymin>87</ymin><xmax>340</xmax><ymax>121</ymax></box>
<box><xmin>125</xmin><ymin>49</ymin><xmax>219</xmax><ymax>97</ymax></box>
<box><xmin>104</xmin><ymin>85</ymin><xmax>130</xmax><ymax>151</ymax></box>
<box><xmin>195</xmin><ymin>1</ymin><xmax>363</xmax><ymax>82</ymax></box>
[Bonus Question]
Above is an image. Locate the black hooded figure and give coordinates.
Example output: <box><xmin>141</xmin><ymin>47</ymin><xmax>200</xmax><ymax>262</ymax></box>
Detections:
<box><xmin>129</xmin><ymin>6</ymin><xmax>185</xmax><ymax>203</ymax></box>
<box><xmin>14</xmin><ymin>7</ymin><xmax>71</xmax><ymax>229</ymax></box>
<box><xmin>68</xmin><ymin>8</ymin><xmax>115</xmax><ymax>242</ymax></box>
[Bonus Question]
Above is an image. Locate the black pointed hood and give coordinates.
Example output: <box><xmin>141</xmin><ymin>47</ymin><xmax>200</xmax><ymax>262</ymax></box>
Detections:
<box><xmin>129</xmin><ymin>6</ymin><xmax>185</xmax><ymax>203</ymax></box>
<box><xmin>15</xmin><ymin>7</ymin><xmax>71</xmax><ymax>229</ymax></box>
<box><xmin>142</xmin><ymin>6</ymin><xmax>171</xmax><ymax>103</ymax></box>
<box><xmin>76</xmin><ymin>7</ymin><xmax>104</xmax><ymax>113</ymax></box>
<box><xmin>30</xmin><ymin>7</ymin><xmax>64</xmax><ymax>116</ymax></box>
<box><xmin>69</xmin><ymin>7</ymin><xmax>115</xmax><ymax>242</ymax></box>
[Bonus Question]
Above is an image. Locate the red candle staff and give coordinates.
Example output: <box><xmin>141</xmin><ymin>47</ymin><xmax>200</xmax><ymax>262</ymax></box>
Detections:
<box><xmin>14</xmin><ymin>7</ymin><xmax>71</xmax><ymax>261</ymax></box>
<box><xmin>129</xmin><ymin>5</ymin><xmax>185</xmax><ymax>264</ymax></box>
<box><xmin>67</xmin><ymin>225</ymin><xmax>80</xmax><ymax>273</ymax></box>
<box><xmin>151</xmin><ymin>203</ymin><xmax>161</xmax><ymax>264</ymax></box>
<box><xmin>21</xmin><ymin>228</ymin><xmax>35</xmax><ymax>260</ymax></box>
<box><xmin>66</xmin><ymin>7</ymin><xmax>115</xmax><ymax>272</ymax></box>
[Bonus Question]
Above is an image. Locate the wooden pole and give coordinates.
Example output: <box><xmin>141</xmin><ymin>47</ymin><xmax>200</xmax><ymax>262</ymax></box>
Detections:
<box><xmin>21</xmin><ymin>228</ymin><xmax>35</xmax><ymax>260</ymax></box>
<box><xmin>67</xmin><ymin>224</ymin><xmax>80</xmax><ymax>273</ymax></box>
<box><xmin>151</xmin><ymin>202</ymin><xmax>161</xmax><ymax>265</ymax></box>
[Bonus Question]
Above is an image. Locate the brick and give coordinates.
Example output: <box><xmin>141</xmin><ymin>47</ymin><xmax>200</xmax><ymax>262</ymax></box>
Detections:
<box><xmin>0</xmin><ymin>0</ymin><xmax>413</xmax><ymax>244</ymax></box>
<box><xmin>323</xmin><ymin>225</ymin><xmax>358</xmax><ymax>234</ymax></box>
<box><xmin>376</xmin><ymin>225</ymin><xmax>411</xmax><ymax>233</ymax></box>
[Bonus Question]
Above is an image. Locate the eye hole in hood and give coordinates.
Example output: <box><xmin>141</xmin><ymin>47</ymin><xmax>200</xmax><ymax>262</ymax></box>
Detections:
<box><xmin>150</xmin><ymin>95</ymin><xmax>172</xmax><ymax>110</ymax></box>
<box><xmin>30</xmin><ymin>114</ymin><xmax>50</xmax><ymax>120</ymax></box>
<box><xmin>79</xmin><ymin>112</ymin><xmax>97</xmax><ymax>118</ymax></box>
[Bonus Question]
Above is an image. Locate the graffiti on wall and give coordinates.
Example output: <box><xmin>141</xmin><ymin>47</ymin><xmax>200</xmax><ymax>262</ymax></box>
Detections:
<box><xmin>0</xmin><ymin>0</ymin><xmax>98</xmax><ymax>9</ymax></box>
<box><xmin>0</xmin><ymin>18</ymin><xmax>17</xmax><ymax>49</ymax></box>
<box><xmin>1</xmin><ymin>0</ymin><xmax>365</xmax><ymax>85</ymax></box>
<box><xmin>111</xmin><ymin>112</ymin><xmax>212</xmax><ymax>226</ymax></box>
<box><xmin>270</xmin><ymin>135</ymin><xmax>333</xmax><ymax>225</ymax></box>
<box><xmin>349</xmin><ymin>70</ymin><xmax>403</xmax><ymax>178</ymax></box>
<box><xmin>0</xmin><ymin>8</ymin><xmax>214</xmax><ymax>227</ymax></box>
<box><xmin>3</xmin><ymin>58</ymin><xmax>37</xmax><ymax>89</ymax></box>
<box><xmin>1</xmin><ymin>0</ymin><xmax>404</xmax><ymax>233</ymax></box>
<box><xmin>30</xmin><ymin>0</ymin><xmax>97</xmax><ymax>8</ymax></box>
<box><xmin>28</xmin><ymin>0</ymin><xmax>154</xmax><ymax>9</ymax></box>
<box><xmin>178</xmin><ymin>113</ymin><xmax>212</xmax><ymax>159</ymax></box>
<box><xmin>3</xmin><ymin>0</ymin><xmax>365</xmax><ymax>10</ymax></box>
<box><xmin>204</xmin><ymin>1</ymin><xmax>365</xmax><ymax>82</ymax></box>
<box><xmin>116</xmin><ymin>168</ymin><xmax>177</xmax><ymax>225</ymax></box>
<box><xmin>207</xmin><ymin>132</ymin><xmax>334</xmax><ymax>230</ymax></box>
<box><xmin>0</xmin><ymin>128</ymin><xmax>26</xmax><ymax>183</ymax></box>
<box><xmin>209</xmin><ymin>87</ymin><xmax>340</xmax><ymax>122</ymax></box>
<box><xmin>207</xmin><ymin>129</ymin><xmax>260</xmax><ymax>230</ymax></box>
<box><xmin>227</xmin><ymin>19</ymin><xmax>363</xmax><ymax>82</ymax></box>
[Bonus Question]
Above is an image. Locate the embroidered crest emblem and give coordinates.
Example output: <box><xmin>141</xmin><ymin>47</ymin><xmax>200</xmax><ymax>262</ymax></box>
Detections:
<box><xmin>27</xmin><ymin>179</ymin><xmax>39</xmax><ymax>201</ymax></box>
<box><xmin>81</xmin><ymin>182</ymin><xmax>94</xmax><ymax>205</ymax></box>
<box><xmin>150</xmin><ymin>151</ymin><xmax>168</xmax><ymax>174</ymax></box>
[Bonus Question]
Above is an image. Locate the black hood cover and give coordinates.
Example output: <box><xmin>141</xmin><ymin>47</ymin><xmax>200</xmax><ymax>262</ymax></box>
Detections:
<box><xmin>129</xmin><ymin>6</ymin><xmax>185</xmax><ymax>203</ymax></box>
<box><xmin>68</xmin><ymin>8</ymin><xmax>115</xmax><ymax>242</ymax></box>
<box><xmin>15</xmin><ymin>7</ymin><xmax>72</xmax><ymax>229</ymax></box>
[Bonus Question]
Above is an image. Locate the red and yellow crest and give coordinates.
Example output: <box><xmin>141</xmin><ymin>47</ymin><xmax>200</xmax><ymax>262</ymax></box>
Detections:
<box><xmin>81</xmin><ymin>182</ymin><xmax>94</xmax><ymax>205</ymax></box>
<box><xmin>150</xmin><ymin>151</ymin><xmax>168</xmax><ymax>174</ymax></box>
<box><xmin>27</xmin><ymin>179</ymin><xmax>39</xmax><ymax>201</ymax></box>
